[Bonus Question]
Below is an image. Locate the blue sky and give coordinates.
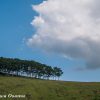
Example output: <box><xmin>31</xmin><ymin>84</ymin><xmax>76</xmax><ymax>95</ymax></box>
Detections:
<box><xmin>0</xmin><ymin>0</ymin><xmax>100</xmax><ymax>82</ymax></box>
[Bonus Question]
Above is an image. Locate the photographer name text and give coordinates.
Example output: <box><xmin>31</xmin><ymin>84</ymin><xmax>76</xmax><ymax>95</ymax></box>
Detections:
<box><xmin>0</xmin><ymin>94</ymin><xmax>25</xmax><ymax>98</ymax></box>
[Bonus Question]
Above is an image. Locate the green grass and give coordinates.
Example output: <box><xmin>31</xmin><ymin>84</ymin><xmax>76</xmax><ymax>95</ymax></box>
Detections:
<box><xmin>0</xmin><ymin>76</ymin><xmax>100</xmax><ymax>100</ymax></box>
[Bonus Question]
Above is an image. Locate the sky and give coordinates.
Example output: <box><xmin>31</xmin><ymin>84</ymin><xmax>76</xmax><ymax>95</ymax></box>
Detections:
<box><xmin>1</xmin><ymin>0</ymin><xmax>100</xmax><ymax>82</ymax></box>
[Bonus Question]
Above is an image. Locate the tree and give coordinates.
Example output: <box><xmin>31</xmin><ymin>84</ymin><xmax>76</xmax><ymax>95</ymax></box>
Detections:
<box><xmin>53</xmin><ymin>67</ymin><xmax>63</xmax><ymax>80</ymax></box>
<box><xmin>0</xmin><ymin>57</ymin><xmax>63</xmax><ymax>80</ymax></box>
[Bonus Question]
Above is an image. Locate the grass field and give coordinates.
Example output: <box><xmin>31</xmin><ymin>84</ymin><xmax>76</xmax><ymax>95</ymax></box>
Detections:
<box><xmin>0</xmin><ymin>76</ymin><xmax>100</xmax><ymax>100</ymax></box>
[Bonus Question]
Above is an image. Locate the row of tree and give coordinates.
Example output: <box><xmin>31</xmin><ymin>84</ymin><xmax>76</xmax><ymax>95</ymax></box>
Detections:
<box><xmin>0</xmin><ymin>57</ymin><xmax>63</xmax><ymax>80</ymax></box>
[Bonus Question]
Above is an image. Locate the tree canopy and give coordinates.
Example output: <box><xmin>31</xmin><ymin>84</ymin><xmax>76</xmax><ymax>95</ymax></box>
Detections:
<box><xmin>0</xmin><ymin>57</ymin><xmax>63</xmax><ymax>80</ymax></box>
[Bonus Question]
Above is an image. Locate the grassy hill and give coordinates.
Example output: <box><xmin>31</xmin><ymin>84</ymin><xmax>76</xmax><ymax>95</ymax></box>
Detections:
<box><xmin>0</xmin><ymin>76</ymin><xmax>100</xmax><ymax>100</ymax></box>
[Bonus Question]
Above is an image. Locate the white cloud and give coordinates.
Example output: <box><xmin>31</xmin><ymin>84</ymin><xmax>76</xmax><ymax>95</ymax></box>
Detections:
<box><xmin>27</xmin><ymin>0</ymin><xmax>100</xmax><ymax>70</ymax></box>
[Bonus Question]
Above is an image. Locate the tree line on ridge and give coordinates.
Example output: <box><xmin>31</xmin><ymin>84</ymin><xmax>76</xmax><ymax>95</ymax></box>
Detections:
<box><xmin>0</xmin><ymin>57</ymin><xmax>63</xmax><ymax>80</ymax></box>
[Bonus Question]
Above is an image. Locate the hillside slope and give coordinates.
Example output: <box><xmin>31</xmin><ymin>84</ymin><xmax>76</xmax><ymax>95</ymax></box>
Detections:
<box><xmin>0</xmin><ymin>76</ymin><xmax>100</xmax><ymax>100</ymax></box>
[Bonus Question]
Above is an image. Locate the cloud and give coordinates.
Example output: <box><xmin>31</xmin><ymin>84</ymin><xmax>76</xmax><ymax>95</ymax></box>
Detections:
<box><xmin>27</xmin><ymin>0</ymin><xmax>100</xmax><ymax>70</ymax></box>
